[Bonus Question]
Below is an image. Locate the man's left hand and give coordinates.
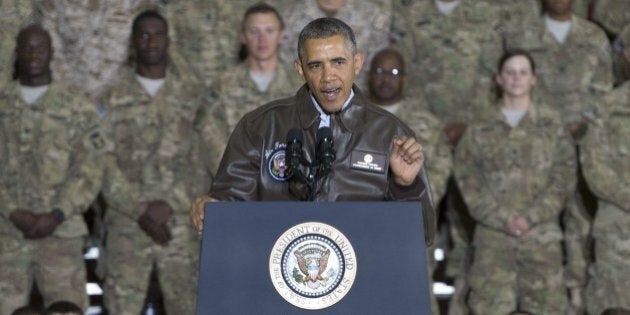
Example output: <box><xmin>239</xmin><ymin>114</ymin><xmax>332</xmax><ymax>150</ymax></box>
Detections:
<box><xmin>389</xmin><ymin>136</ymin><xmax>424</xmax><ymax>186</ymax></box>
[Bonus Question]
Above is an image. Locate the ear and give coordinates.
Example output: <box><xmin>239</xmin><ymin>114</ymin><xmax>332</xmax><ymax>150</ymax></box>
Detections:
<box><xmin>353</xmin><ymin>52</ymin><xmax>364</xmax><ymax>75</ymax></box>
<box><xmin>294</xmin><ymin>59</ymin><xmax>305</xmax><ymax>81</ymax></box>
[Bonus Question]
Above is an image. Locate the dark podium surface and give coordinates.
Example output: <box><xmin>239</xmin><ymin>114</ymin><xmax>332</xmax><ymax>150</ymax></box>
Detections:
<box><xmin>196</xmin><ymin>202</ymin><xmax>431</xmax><ymax>315</ymax></box>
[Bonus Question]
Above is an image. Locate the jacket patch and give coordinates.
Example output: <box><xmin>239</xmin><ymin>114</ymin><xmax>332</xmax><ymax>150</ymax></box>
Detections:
<box><xmin>349</xmin><ymin>150</ymin><xmax>386</xmax><ymax>174</ymax></box>
<box><xmin>267</xmin><ymin>148</ymin><xmax>290</xmax><ymax>181</ymax></box>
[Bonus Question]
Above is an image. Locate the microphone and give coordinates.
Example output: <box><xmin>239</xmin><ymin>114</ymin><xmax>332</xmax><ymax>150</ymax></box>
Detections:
<box><xmin>316</xmin><ymin>127</ymin><xmax>336</xmax><ymax>178</ymax></box>
<box><xmin>286</xmin><ymin>128</ymin><xmax>304</xmax><ymax>177</ymax></box>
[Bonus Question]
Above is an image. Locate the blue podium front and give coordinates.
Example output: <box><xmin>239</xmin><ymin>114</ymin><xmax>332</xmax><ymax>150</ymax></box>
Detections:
<box><xmin>196</xmin><ymin>202</ymin><xmax>431</xmax><ymax>314</ymax></box>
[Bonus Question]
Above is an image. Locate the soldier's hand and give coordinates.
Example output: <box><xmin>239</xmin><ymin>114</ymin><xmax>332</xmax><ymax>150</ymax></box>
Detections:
<box><xmin>506</xmin><ymin>216</ymin><xmax>530</xmax><ymax>239</ymax></box>
<box><xmin>139</xmin><ymin>200</ymin><xmax>174</xmax><ymax>225</ymax></box>
<box><xmin>9</xmin><ymin>209</ymin><xmax>37</xmax><ymax>234</ymax></box>
<box><xmin>390</xmin><ymin>136</ymin><xmax>424</xmax><ymax>186</ymax></box>
<box><xmin>25</xmin><ymin>213</ymin><xmax>61</xmax><ymax>239</ymax></box>
<box><xmin>190</xmin><ymin>195</ymin><xmax>218</xmax><ymax>234</ymax></box>
<box><xmin>137</xmin><ymin>215</ymin><xmax>172</xmax><ymax>245</ymax></box>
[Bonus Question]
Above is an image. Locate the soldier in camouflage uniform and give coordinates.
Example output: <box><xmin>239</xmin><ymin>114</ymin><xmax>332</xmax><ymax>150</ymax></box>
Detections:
<box><xmin>581</xmin><ymin>81</ymin><xmax>630</xmax><ymax>315</ymax></box>
<box><xmin>280</xmin><ymin>0</ymin><xmax>391</xmax><ymax>88</ymax></box>
<box><xmin>366</xmin><ymin>48</ymin><xmax>452</xmax><ymax>315</ymax></box>
<box><xmin>455</xmin><ymin>50</ymin><xmax>575</xmax><ymax>314</ymax></box>
<box><xmin>592</xmin><ymin>0</ymin><xmax>630</xmax><ymax>38</ymax></box>
<box><xmin>505</xmin><ymin>2</ymin><xmax>614</xmax><ymax>312</ymax></box>
<box><xmin>612</xmin><ymin>24</ymin><xmax>630</xmax><ymax>85</ymax></box>
<box><xmin>0</xmin><ymin>25</ymin><xmax>105</xmax><ymax>314</ymax></box>
<box><xmin>0</xmin><ymin>0</ymin><xmax>35</xmax><ymax>89</ymax></box>
<box><xmin>366</xmin><ymin>48</ymin><xmax>451</xmax><ymax>206</ymax></box>
<box><xmin>212</xmin><ymin>2</ymin><xmax>302</xmax><ymax>135</ymax></box>
<box><xmin>391</xmin><ymin>3</ymin><xmax>503</xmax><ymax>313</ymax></box>
<box><xmin>99</xmin><ymin>11</ymin><xmax>212</xmax><ymax>315</ymax></box>
<box><xmin>36</xmin><ymin>0</ymin><xmax>154</xmax><ymax>97</ymax></box>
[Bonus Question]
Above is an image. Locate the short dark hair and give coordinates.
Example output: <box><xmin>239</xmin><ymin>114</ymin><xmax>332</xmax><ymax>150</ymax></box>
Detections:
<box><xmin>44</xmin><ymin>301</ymin><xmax>82</xmax><ymax>315</ymax></box>
<box><xmin>242</xmin><ymin>2</ymin><xmax>284</xmax><ymax>31</ymax></box>
<box><xmin>132</xmin><ymin>10</ymin><xmax>168</xmax><ymax>35</ymax></box>
<box><xmin>297</xmin><ymin>17</ymin><xmax>356</xmax><ymax>61</ymax></box>
<box><xmin>498</xmin><ymin>48</ymin><xmax>536</xmax><ymax>74</ymax></box>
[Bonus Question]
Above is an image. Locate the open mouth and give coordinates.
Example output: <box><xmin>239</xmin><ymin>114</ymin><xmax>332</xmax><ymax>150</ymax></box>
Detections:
<box><xmin>321</xmin><ymin>87</ymin><xmax>341</xmax><ymax>101</ymax></box>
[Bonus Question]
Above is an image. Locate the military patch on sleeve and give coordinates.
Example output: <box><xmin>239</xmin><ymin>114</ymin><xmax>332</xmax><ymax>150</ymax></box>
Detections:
<box><xmin>349</xmin><ymin>150</ymin><xmax>386</xmax><ymax>174</ymax></box>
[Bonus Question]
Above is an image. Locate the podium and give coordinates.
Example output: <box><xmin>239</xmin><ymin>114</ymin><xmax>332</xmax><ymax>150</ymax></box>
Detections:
<box><xmin>196</xmin><ymin>202</ymin><xmax>431</xmax><ymax>314</ymax></box>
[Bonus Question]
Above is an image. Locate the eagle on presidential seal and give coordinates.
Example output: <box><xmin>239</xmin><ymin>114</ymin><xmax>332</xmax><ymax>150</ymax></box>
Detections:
<box><xmin>294</xmin><ymin>248</ymin><xmax>331</xmax><ymax>285</ymax></box>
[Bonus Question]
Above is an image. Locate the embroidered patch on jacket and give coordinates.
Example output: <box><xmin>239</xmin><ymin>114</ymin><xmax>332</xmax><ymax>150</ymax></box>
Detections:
<box><xmin>349</xmin><ymin>150</ymin><xmax>386</xmax><ymax>173</ymax></box>
<box><xmin>268</xmin><ymin>148</ymin><xmax>290</xmax><ymax>181</ymax></box>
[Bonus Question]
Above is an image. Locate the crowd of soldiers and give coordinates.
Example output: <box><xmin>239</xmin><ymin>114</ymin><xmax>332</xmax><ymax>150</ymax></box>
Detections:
<box><xmin>0</xmin><ymin>0</ymin><xmax>628</xmax><ymax>314</ymax></box>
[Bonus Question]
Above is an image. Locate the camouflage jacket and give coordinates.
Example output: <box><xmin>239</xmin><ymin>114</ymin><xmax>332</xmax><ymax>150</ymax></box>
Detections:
<box><xmin>581</xmin><ymin>82</ymin><xmax>630</xmax><ymax>213</ymax></box>
<box><xmin>395</xmin><ymin>96</ymin><xmax>452</xmax><ymax>202</ymax></box>
<box><xmin>391</xmin><ymin>0</ymin><xmax>502</xmax><ymax>124</ymax></box>
<box><xmin>454</xmin><ymin>103</ymin><xmax>576</xmax><ymax>244</ymax></box>
<box><xmin>214</xmin><ymin>62</ymin><xmax>302</xmax><ymax>133</ymax></box>
<box><xmin>0</xmin><ymin>81</ymin><xmax>105</xmax><ymax>238</ymax></box>
<box><xmin>99</xmin><ymin>65</ymin><xmax>212</xmax><ymax>222</ymax></box>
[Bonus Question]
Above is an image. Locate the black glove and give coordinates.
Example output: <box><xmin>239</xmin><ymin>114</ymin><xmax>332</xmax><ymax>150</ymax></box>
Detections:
<box><xmin>137</xmin><ymin>200</ymin><xmax>174</xmax><ymax>245</ymax></box>
<box><xmin>9</xmin><ymin>209</ymin><xmax>38</xmax><ymax>235</ymax></box>
<box><xmin>25</xmin><ymin>212</ymin><xmax>61</xmax><ymax>239</ymax></box>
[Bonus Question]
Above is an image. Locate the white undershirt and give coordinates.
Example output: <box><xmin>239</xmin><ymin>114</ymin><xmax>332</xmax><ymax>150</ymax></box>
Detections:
<box><xmin>136</xmin><ymin>74</ymin><xmax>165</xmax><ymax>97</ymax></box>
<box><xmin>379</xmin><ymin>102</ymin><xmax>401</xmax><ymax>115</ymax></box>
<box><xmin>435</xmin><ymin>0</ymin><xmax>460</xmax><ymax>16</ymax></box>
<box><xmin>545</xmin><ymin>15</ymin><xmax>572</xmax><ymax>44</ymax></box>
<box><xmin>310</xmin><ymin>89</ymin><xmax>354</xmax><ymax>128</ymax></box>
<box><xmin>249</xmin><ymin>71</ymin><xmax>274</xmax><ymax>92</ymax></box>
<box><xmin>20</xmin><ymin>85</ymin><xmax>49</xmax><ymax>105</ymax></box>
<box><xmin>502</xmin><ymin>107</ymin><xmax>528</xmax><ymax>128</ymax></box>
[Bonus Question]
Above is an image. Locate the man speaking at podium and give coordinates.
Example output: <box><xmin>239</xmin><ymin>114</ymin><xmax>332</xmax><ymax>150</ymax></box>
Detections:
<box><xmin>190</xmin><ymin>17</ymin><xmax>435</xmax><ymax>245</ymax></box>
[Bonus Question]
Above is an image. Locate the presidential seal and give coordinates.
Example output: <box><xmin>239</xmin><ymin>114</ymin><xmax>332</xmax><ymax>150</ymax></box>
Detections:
<box><xmin>269</xmin><ymin>222</ymin><xmax>357</xmax><ymax>310</ymax></box>
<box><xmin>267</xmin><ymin>148</ymin><xmax>290</xmax><ymax>181</ymax></box>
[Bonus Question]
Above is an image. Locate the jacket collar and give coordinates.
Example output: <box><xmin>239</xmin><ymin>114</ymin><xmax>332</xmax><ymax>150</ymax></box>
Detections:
<box><xmin>296</xmin><ymin>83</ymin><xmax>369</xmax><ymax>133</ymax></box>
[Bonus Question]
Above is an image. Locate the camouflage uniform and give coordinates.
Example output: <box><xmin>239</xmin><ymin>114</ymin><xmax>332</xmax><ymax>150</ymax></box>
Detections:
<box><xmin>505</xmin><ymin>15</ymin><xmax>613</xmax><ymax>309</ymax></box>
<box><xmin>392</xmin><ymin>96</ymin><xmax>452</xmax><ymax>315</ymax></box>
<box><xmin>592</xmin><ymin>0</ymin><xmax>630</xmax><ymax>37</ymax></box>
<box><xmin>0</xmin><ymin>81</ymin><xmax>105</xmax><ymax>313</ymax></box>
<box><xmin>454</xmin><ymin>103</ymin><xmax>575</xmax><ymax>314</ymax></box>
<box><xmin>36</xmin><ymin>0</ymin><xmax>154</xmax><ymax>97</ymax></box>
<box><xmin>391</xmin><ymin>0</ymin><xmax>502</xmax><ymax>123</ymax></box>
<box><xmin>99</xmin><ymin>65</ymin><xmax>212</xmax><ymax>315</ymax></box>
<box><xmin>214</xmin><ymin>62</ymin><xmax>302</xmax><ymax>133</ymax></box>
<box><xmin>391</xmin><ymin>4</ymin><xmax>502</xmax><ymax>313</ymax></box>
<box><xmin>394</xmin><ymin>96</ymin><xmax>451</xmax><ymax>204</ymax></box>
<box><xmin>160</xmin><ymin>0</ymin><xmax>221</xmax><ymax>88</ymax></box>
<box><xmin>483</xmin><ymin>0</ymin><xmax>541</xmax><ymax>39</ymax></box>
<box><xmin>581</xmin><ymin>82</ymin><xmax>630</xmax><ymax>315</ymax></box>
<box><xmin>612</xmin><ymin>24</ymin><xmax>630</xmax><ymax>85</ymax></box>
<box><xmin>572</xmin><ymin>0</ymin><xmax>591</xmax><ymax>19</ymax></box>
<box><xmin>280</xmin><ymin>0</ymin><xmax>391</xmax><ymax>88</ymax></box>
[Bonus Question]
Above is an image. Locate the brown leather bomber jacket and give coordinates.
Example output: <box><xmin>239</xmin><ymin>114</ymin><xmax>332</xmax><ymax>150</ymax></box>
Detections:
<box><xmin>209</xmin><ymin>84</ymin><xmax>436</xmax><ymax>245</ymax></box>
